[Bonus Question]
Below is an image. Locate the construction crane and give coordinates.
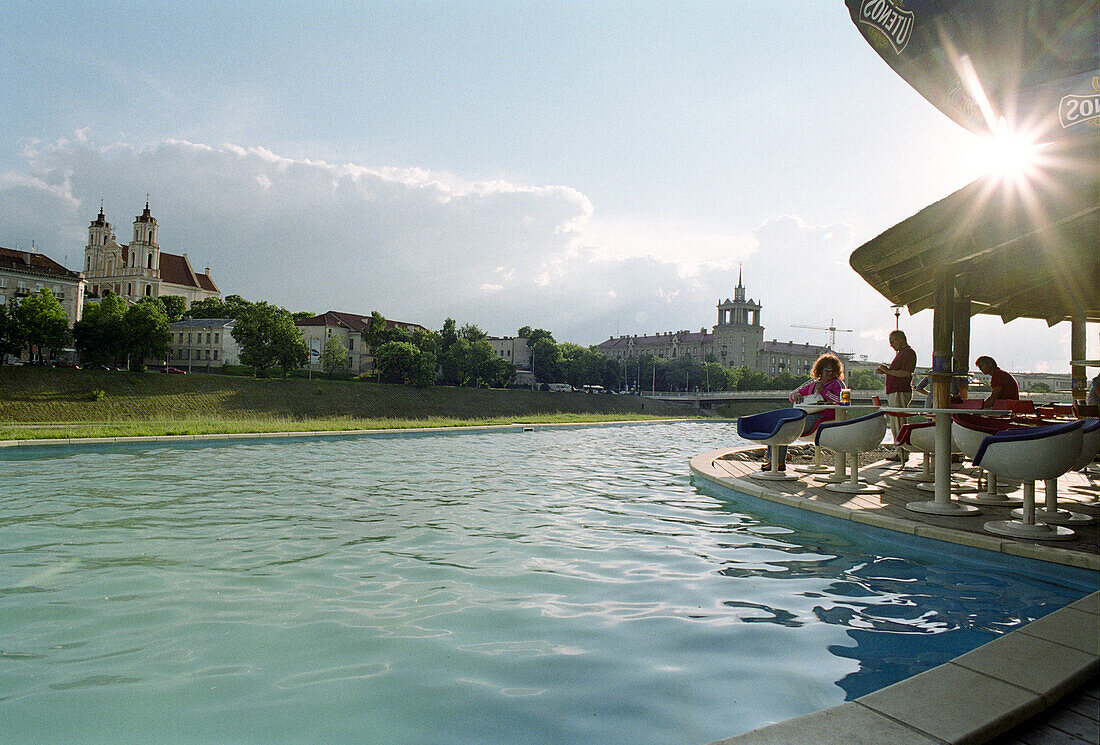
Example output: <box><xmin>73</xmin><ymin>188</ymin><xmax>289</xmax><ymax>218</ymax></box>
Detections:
<box><xmin>791</xmin><ymin>319</ymin><xmax>853</xmax><ymax>349</ymax></box>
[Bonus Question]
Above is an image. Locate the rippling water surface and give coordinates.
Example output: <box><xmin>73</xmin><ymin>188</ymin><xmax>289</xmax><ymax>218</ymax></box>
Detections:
<box><xmin>1</xmin><ymin>422</ymin><xmax>1095</xmax><ymax>744</ymax></box>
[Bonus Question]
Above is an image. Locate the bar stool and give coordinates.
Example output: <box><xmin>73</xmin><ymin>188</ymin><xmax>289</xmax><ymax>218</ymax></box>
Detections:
<box><xmin>951</xmin><ymin>414</ymin><xmax>1024</xmax><ymax>505</ymax></box>
<box><xmin>815</xmin><ymin>412</ymin><xmax>887</xmax><ymax>494</ymax></box>
<box><xmin>1012</xmin><ymin>418</ymin><xmax>1099</xmax><ymax>525</ymax></box>
<box><xmin>977</xmin><ymin>420</ymin><xmax>1084</xmax><ymax>541</ymax></box>
<box><xmin>737</xmin><ymin>408</ymin><xmax>807</xmax><ymax>482</ymax></box>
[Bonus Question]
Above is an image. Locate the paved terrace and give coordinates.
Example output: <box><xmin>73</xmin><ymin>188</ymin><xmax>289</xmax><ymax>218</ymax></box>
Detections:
<box><xmin>693</xmin><ymin>445</ymin><xmax>1099</xmax><ymax>745</ymax></box>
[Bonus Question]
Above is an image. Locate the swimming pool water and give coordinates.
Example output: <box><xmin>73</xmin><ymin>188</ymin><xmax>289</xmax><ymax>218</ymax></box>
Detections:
<box><xmin>1</xmin><ymin>422</ymin><xmax>1095</xmax><ymax>745</ymax></box>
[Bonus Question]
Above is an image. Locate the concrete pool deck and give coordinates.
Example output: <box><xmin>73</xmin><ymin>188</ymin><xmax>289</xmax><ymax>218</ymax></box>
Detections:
<box><xmin>693</xmin><ymin>445</ymin><xmax>1099</xmax><ymax>745</ymax></box>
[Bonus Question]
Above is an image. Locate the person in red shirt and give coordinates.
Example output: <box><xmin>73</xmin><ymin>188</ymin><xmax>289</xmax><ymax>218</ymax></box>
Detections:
<box><xmin>876</xmin><ymin>330</ymin><xmax>916</xmax><ymax>460</ymax></box>
<box><xmin>975</xmin><ymin>356</ymin><xmax>1019</xmax><ymax>408</ymax></box>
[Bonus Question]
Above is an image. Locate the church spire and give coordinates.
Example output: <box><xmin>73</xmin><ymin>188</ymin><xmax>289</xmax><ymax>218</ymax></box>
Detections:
<box><xmin>734</xmin><ymin>265</ymin><xmax>746</xmax><ymax>302</ymax></box>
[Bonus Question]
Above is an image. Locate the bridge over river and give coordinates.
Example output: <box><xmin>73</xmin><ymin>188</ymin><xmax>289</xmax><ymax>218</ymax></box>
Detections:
<box><xmin>640</xmin><ymin>390</ymin><xmax>881</xmax><ymax>411</ymax></box>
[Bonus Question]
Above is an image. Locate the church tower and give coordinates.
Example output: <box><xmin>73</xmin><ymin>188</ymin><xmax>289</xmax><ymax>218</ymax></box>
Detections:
<box><xmin>712</xmin><ymin>268</ymin><xmax>764</xmax><ymax>368</ymax></box>
<box><xmin>85</xmin><ymin>206</ymin><xmax>121</xmax><ymax>296</ymax></box>
<box><xmin>129</xmin><ymin>201</ymin><xmax>160</xmax><ymax>297</ymax></box>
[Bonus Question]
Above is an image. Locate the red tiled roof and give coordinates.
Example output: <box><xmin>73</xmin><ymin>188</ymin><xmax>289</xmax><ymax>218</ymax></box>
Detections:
<box><xmin>296</xmin><ymin>311</ymin><xmax>428</xmax><ymax>334</ymax></box>
<box><xmin>597</xmin><ymin>331</ymin><xmax>712</xmax><ymax>350</ymax></box>
<box><xmin>0</xmin><ymin>247</ymin><xmax>81</xmax><ymax>280</ymax></box>
<box><xmin>117</xmin><ymin>245</ymin><xmax>219</xmax><ymax>293</ymax></box>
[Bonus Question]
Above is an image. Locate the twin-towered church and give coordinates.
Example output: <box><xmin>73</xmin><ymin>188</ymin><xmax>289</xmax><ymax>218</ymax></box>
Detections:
<box><xmin>84</xmin><ymin>202</ymin><xmax>220</xmax><ymax>305</ymax></box>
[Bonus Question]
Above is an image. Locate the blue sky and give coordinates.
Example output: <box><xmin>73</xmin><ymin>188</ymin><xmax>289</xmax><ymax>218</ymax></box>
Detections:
<box><xmin>1</xmin><ymin>1</ymin><xmax>1093</xmax><ymax>372</ymax></box>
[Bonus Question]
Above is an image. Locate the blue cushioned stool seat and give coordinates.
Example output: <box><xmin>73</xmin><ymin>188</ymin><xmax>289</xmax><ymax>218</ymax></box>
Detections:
<box><xmin>737</xmin><ymin>408</ymin><xmax>806</xmax><ymax>482</ymax></box>
<box><xmin>975</xmin><ymin>420</ymin><xmax>1084</xmax><ymax>541</ymax></box>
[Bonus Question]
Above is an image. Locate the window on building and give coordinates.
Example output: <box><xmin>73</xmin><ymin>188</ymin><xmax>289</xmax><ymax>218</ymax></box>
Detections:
<box><xmin>147</xmin><ymin>254</ymin><xmax>153</xmax><ymax>269</ymax></box>
<box><xmin>206</xmin><ymin>333</ymin><xmax>211</xmax><ymax>344</ymax></box>
<box><xmin>214</xmin><ymin>333</ymin><xmax>219</xmax><ymax>343</ymax></box>
<box><xmin>213</xmin><ymin>350</ymin><xmax>218</xmax><ymax>360</ymax></box>
<box><xmin>205</xmin><ymin>350</ymin><xmax>211</xmax><ymax>360</ymax></box>
<box><xmin>145</xmin><ymin>285</ymin><xmax>151</xmax><ymax>296</ymax></box>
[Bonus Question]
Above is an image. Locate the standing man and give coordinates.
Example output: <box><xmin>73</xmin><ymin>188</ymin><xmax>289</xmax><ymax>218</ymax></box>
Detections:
<box><xmin>975</xmin><ymin>356</ymin><xmax>1019</xmax><ymax>408</ymax></box>
<box><xmin>876</xmin><ymin>329</ymin><xmax>916</xmax><ymax>460</ymax></box>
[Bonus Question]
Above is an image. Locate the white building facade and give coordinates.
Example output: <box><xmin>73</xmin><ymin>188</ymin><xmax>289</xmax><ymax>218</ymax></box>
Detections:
<box><xmin>296</xmin><ymin>311</ymin><xmax>428</xmax><ymax>375</ymax></box>
<box><xmin>167</xmin><ymin>318</ymin><xmax>240</xmax><ymax>370</ymax></box>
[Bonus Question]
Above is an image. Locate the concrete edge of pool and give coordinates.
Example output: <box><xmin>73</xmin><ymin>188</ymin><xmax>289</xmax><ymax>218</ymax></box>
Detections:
<box><xmin>692</xmin><ymin>446</ymin><xmax>1099</xmax><ymax>745</ymax></box>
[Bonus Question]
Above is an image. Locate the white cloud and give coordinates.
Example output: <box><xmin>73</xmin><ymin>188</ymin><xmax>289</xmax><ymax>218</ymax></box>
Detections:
<box><xmin>0</xmin><ymin>135</ymin><xmax>1092</xmax><ymax>369</ymax></box>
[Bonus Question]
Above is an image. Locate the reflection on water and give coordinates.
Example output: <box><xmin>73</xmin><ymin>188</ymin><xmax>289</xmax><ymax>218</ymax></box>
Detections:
<box><xmin>0</xmin><ymin>423</ymin><xmax>1094</xmax><ymax>745</ymax></box>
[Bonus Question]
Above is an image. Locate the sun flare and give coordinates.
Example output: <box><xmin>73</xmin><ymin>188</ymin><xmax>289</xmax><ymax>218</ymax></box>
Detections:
<box><xmin>976</xmin><ymin>118</ymin><xmax>1044</xmax><ymax>180</ymax></box>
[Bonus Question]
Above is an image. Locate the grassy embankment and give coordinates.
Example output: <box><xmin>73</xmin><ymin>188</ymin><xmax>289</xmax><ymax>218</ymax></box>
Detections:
<box><xmin>0</xmin><ymin>367</ymin><xmax>706</xmax><ymax>440</ymax></box>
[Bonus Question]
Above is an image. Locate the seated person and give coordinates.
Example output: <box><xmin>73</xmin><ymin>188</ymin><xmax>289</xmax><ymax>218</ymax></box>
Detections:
<box><xmin>975</xmin><ymin>355</ymin><xmax>1019</xmax><ymax>408</ymax></box>
<box><xmin>763</xmin><ymin>354</ymin><xmax>845</xmax><ymax>470</ymax></box>
<box><xmin>1088</xmin><ymin>373</ymin><xmax>1100</xmax><ymax>408</ymax></box>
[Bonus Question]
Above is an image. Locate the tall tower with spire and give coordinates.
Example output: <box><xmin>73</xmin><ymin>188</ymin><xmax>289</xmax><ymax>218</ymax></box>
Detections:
<box><xmin>712</xmin><ymin>268</ymin><xmax>764</xmax><ymax>368</ymax></box>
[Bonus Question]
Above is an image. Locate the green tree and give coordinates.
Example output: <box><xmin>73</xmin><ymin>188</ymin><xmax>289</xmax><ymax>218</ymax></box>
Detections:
<box><xmin>736</xmin><ymin>366</ymin><xmax>771</xmax><ymax>391</ymax></box>
<box><xmin>186</xmin><ymin>294</ymin><xmax>252</xmax><ymax>320</ymax></box>
<box><xmin>159</xmin><ymin>295</ymin><xmax>187</xmax><ymax>322</ymax></box>
<box><xmin>380</xmin><ymin>326</ymin><xmax>412</xmax><ymax>345</ymax></box>
<box><xmin>468</xmin><ymin>339</ymin><xmax>512</xmax><ymax>387</ymax></box>
<box><xmin>772</xmin><ymin>371</ymin><xmax>810</xmax><ymax>392</ymax></box>
<box><xmin>1029</xmin><ymin>381</ymin><xmax>1051</xmax><ymax>393</ymax></box>
<box><xmin>375</xmin><ymin>341</ymin><xmax>419</xmax><ymax>383</ymax></box>
<box><xmin>560</xmin><ymin>343</ymin><xmax>603</xmax><ymax>388</ymax></box>
<box><xmin>438</xmin><ymin>336</ymin><xmax>469</xmax><ymax>386</ymax></box>
<box><xmin>273</xmin><ymin>320</ymin><xmax>309</xmax><ymax>377</ymax></box>
<box><xmin>459</xmin><ymin>323</ymin><xmax>487</xmax><ymax>343</ymax></box>
<box><xmin>526</xmin><ymin>328</ymin><xmax>555</xmax><ymax>348</ymax></box>
<box><xmin>0</xmin><ymin>303</ymin><xmax>23</xmax><ymax>362</ymax></box>
<box><xmin>122</xmin><ymin>298</ymin><xmax>170</xmax><ymax>369</ymax></box>
<box><xmin>375</xmin><ymin>341</ymin><xmax>439</xmax><ymax>387</ymax></box>
<box><xmin>847</xmin><ymin>368</ymin><xmax>884</xmax><ymax>390</ymax></box>
<box><xmin>531</xmin><ymin>337</ymin><xmax>562</xmax><ymax>383</ymax></box>
<box><xmin>12</xmin><ymin>288</ymin><xmax>70</xmax><ymax>361</ymax></box>
<box><xmin>701</xmin><ymin>361</ymin><xmax>736</xmax><ymax>391</ymax></box>
<box><xmin>366</xmin><ymin>311</ymin><xmax>387</xmax><ymax>354</ymax></box>
<box><xmin>410</xmin><ymin>349</ymin><xmax>438</xmax><ymax>387</ymax></box>
<box><xmin>232</xmin><ymin>302</ymin><xmax>307</xmax><ymax>377</ymax></box>
<box><xmin>410</xmin><ymin>328</ymin><xmax>439</xmax><ymax>356</ymax></box>
<box><xmin>321</xmin><ymin>335</ymin><xmax>350</xmax><ymax>377</ymax></box>
<box><xmin>73</xmin><ymin>291</ymin><xmax>128</xmax><ymax>365</ymax></box>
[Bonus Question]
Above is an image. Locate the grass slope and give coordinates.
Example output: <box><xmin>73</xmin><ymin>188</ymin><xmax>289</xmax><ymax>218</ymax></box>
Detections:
<box><xmin>0</xmin><ymin>367</ymin><xmax>704</xmax><ymax>438</ymax></box>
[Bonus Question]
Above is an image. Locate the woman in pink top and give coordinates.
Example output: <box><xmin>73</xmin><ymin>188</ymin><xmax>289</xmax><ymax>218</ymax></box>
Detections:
<box><xmin>763</xmin><ymin>354</ymin><xmax>845</xmax><ymax>470</ymax></box>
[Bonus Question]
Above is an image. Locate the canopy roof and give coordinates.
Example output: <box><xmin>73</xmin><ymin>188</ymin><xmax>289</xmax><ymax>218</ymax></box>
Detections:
<box><xmin>850</xmin><ymin>137</ymin><xmax>1099</xmax><ymax>326</ymax></box>
<box><xmin>847</xmin><ymin>1</ymin><xmax>1099</xmax><ymax>326</ymax></box>
<box><xmin>849</xmin><ymin>136</ymin><xmax>1100</xmax><ymax>325</ymax></box>
<box><xmin>845</xmin><ymin>0</ymin><xmax>1099</xmax><ymax>143</ymax></box>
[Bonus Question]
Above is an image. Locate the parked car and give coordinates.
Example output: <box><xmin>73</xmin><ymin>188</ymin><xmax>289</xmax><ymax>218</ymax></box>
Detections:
<box><xmin>164</xmin><ymin>367</ymin><xmax>187</xmax><ymax>374</ymax></box>
<box><xmin>52</xmin><ymin>361</ymin><xmax>81</xmax><ymax>369</ymax></box>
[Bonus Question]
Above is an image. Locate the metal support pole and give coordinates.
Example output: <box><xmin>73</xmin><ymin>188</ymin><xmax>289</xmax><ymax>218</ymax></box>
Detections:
<box><xmin>932</xmin><ymin>274</ymin><xmax>955</xmax><ymax>503</ymax></box>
